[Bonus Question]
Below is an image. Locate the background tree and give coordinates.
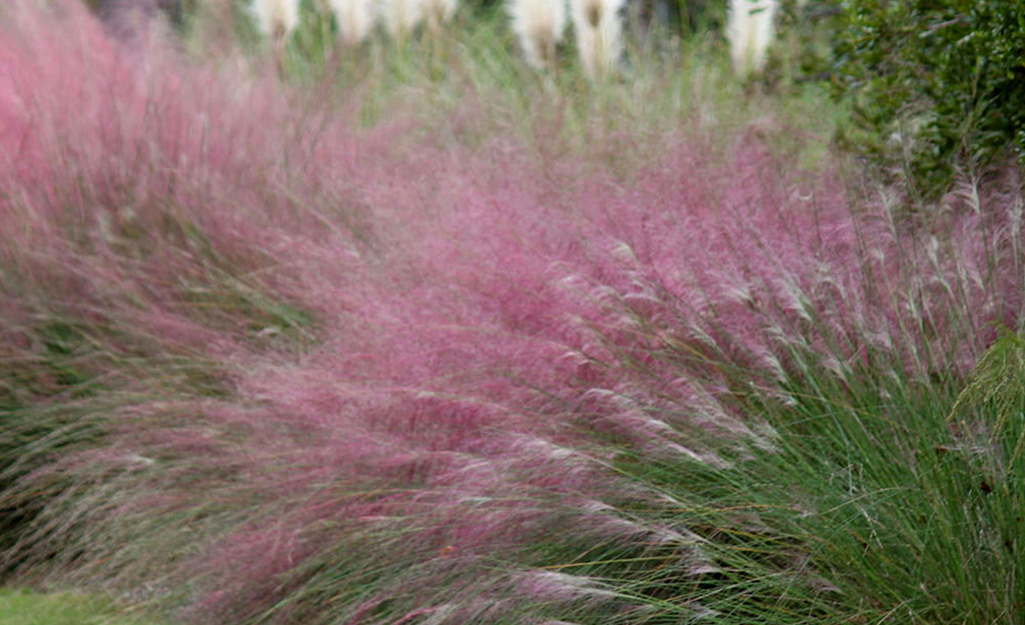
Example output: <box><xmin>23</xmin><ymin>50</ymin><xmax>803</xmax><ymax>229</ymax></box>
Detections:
<box><xmin>832</xmin><ymin>0</ymin><xmax>1025</xmax><ymax>197</ymax></box>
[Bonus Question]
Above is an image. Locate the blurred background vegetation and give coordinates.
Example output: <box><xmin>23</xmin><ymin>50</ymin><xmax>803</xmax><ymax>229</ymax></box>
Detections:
<box><xmin>832</xmin><ymin>0</ymin><xmax>1025</xmax><ymax>199</ymax></box>
<box><xmin>78</xmin><ymin>0</ymin><xmax>1024</xmax><ymax>200</ymax></box>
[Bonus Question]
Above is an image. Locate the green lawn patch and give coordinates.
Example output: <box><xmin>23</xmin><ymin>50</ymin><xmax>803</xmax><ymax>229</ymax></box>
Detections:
<box><xmin>0</xmin><ymin>589</ymin><xmax>163</xmax><ymax>625</ymax></box>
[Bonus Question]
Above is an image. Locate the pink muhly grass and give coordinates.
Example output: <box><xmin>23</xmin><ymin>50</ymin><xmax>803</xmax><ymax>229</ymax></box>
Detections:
<box><xmin>124</xmin><ymin>134</ymin><xmax>1025</xmax><ymax>622</ymax></box>
<box><xmin>507</xmin><ymin>0</ymin><xmax>567</xmax><ymax>71</ymax></box>
<box><xmin>568</xmin><ymin>0</ymin><xmax>625</xmax><ymax>80</ymax></box>
<box><xmin>0</xmin><ymin>6</ymin><xmax>604</xmax><ymax>618</ymax></box>
<box><xmin>4</xmin><ymin>3</ymin><xmax>1025</xmax><ymax>624</ymax></box>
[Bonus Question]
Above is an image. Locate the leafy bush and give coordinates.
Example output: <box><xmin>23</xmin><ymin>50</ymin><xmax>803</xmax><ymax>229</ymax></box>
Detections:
<box><xmin>833</xmin><ymin>0</ymin><xmax>1025</xmax><ymax>196</ymax></box>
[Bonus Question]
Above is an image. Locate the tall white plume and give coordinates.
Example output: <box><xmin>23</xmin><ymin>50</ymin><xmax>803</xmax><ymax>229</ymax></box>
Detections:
<box><xmin>380</xmin><ymin>0</ymin><xmax>425</xmax><ymax>38</ymax></box>
<box><xmin>251</xmin><ymin>0</ymin><xmax>301</xmax><ymax>41</ymax></box>
<box><xmin>328</xmin><ymin>0</ymin><xmax>376</xmax><ymax>45</ymax></box>
<box><xmin>568</xmin><ymin>0</ymin><xmax>625</xmax><ymax>80</ymax></box>
<box><xmin>507</xmin><ymin>0</ymin><xmax>567</xmax><ymax>71</ymax></box>
<box><xmin>726</xmin><ymin>0</ymin><xmax>778</xmax><ymax>78</ymax></box>
<box><xmin>422</xmin><ymin>0</ymin><xmax>458</xmax><ymax>33</ymax></box>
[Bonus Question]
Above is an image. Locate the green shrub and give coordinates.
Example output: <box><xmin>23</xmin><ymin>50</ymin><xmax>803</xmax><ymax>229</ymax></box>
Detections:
<box><xmin>833</xmin><ymin>0</ymin><xmax>1025</xmax><ymax>196</ymax></box>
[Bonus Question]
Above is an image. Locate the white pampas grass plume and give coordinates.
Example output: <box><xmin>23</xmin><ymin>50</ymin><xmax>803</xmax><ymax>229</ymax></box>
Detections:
<box><xmin>328</xmin><ymin>0</ymin><xmax>376</xmax><ymax>45</ymax></box>
<box><xmin>422</xmin><ymin>0</ymin><xmax>457</xmax><ymax>34</ymax></box>
<box><xmin>568</xmin><ymin>0</ymin><xmax>625</xmax><ymax>80</ymax></box>
<box><xmin>251</xmin><ymin>0</ymin><xmax>300</xmax><ymax>41</ymax></box>
<box><xmin>507</xmin><ymin>0</ymin><xmax>567</xmax><ymax>72</ymax></box>
<box><xmin>380</xmin><ymin>0</ymin><xmax>424</xmax><ymax>38</ymax></box>
<box><xmin>725</xmin><ymin>0</ymin><xmax>778</xmax><ymax>78</ymax></box>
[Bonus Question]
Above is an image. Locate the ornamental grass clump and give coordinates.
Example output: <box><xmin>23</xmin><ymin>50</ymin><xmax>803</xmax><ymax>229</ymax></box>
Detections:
<box><xmin>0</xmin><ymin>6</ymin><xmax>604</xmax><ymax>620</ymax></box>
<box><xmin>506</xmin><ymin>160</ymin><xmax>1025</xmax><ymax>624</ymax></box>
<box><xmin>3</xmin><ymin>2</ymin><xmax>1025</xmax><ymax>625</ymax></box>
<box><xmin>0</xmin><ymin>0</ymin><xmax>331</xmax><ymax>583</ymax></box>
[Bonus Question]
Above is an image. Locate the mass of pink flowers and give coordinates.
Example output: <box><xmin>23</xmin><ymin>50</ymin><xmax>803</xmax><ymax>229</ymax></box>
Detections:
<box><xmin>1</xmin><ymin>3</ymin><xmax>1021</xmax><ymax>623</ymax></box>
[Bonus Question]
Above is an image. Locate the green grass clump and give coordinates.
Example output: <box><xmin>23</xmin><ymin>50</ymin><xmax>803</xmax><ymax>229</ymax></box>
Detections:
<box><xmin>511</xmin><ymin>327</ymin><xmax>1025</xmax><ymax>624</ymax></box>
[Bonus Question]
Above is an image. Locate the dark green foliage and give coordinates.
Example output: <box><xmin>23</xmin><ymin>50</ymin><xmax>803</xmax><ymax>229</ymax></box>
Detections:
<box><xmin>832</xmin><ymin>0</ymin><xmax>1025</xmax><ymax>196</ymax></box>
